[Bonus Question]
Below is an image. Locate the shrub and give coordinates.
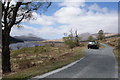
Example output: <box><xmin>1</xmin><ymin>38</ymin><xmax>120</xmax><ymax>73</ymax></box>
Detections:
<box><xmin>34</xmin><ymin>46</ymin><xmax>39</xmax><ymax>53</ymax></box>
<box><xmin>115</xmin><ymin>38</ymin><xmax>120</xmax><ymax>49</ymax></box>
<box><xmin>63</xmin><ymin>36</ymin><xmax>78</xmax><ymax>48</ymax></box>
<box><xmin>17</xmin><ymin>59</ymin><xmax>33</xmax><ymax>69</ymax></box>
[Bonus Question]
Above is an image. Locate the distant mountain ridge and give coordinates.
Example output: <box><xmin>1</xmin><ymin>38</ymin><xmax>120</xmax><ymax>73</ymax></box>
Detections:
<box><xmin>78</xmin><ymin>33</ymin><xmax>91</xmax><ymax>41</ymax></box>
<box><xmin>9</xmin><ymin>36</ymin><xmax>24</xmax><ymax>43</ymax></box>
<box><xmin>79</xmin><ymin>32</ymin><xmax>118</xmax><ymax>41</ymax></box>
<box><xmin>13</xmin><ymin>35</ymin><xmax>45</xmax><ymax>41</ymax></box>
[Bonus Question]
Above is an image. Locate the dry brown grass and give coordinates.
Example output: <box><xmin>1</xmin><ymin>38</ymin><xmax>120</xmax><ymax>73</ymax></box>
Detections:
<box><xmin>102</xmin><ymin>37</ymin><xmax>119</xmax><ymax>47</ymax></box>
<box><xmin>3</xmin><ymin>43</ymin><xmax>86</xmax><ymax>80</ymax></box>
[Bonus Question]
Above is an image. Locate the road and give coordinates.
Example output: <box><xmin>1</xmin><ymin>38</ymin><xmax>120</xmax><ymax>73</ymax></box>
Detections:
<box><xmin>31</xmin><ymin>43</ymin><xmax>118</xmax><ymax>79</ymax></box>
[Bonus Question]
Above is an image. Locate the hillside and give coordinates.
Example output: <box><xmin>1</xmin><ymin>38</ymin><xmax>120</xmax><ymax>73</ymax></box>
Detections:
<box><xmin>79</xmin><ymin>33</ymin><xmax>91</xmax><ymax>41</ymax></box>
<box><xmin>14</xmin><ymin>35</ymin><xmax>45</xmax><ymax>41</ymax></box>
<box><xmin>79</xmin><ymin>33</ymin><xmax>118</xmax><ymax>41</ymax></box>
<box><xmin>41</xmin><ymin>33</ymin><xmax>118</xmax><ymax>43</ymax></box>
<box><xmin>9</xmin><ymin>36</ymin><xmax>24</xmax><ymax>43</ymax></box>
<box><xmin>102</xmin><ymin>36</ymin><xmax>120</xmax><ymax>47</ymax></box>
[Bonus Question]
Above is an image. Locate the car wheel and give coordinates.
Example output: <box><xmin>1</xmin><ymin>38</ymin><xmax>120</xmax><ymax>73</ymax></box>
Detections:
<box><xmin>96</xmin><ymin>47</ymin><xmax>99</xmax><ymax>49</ymax></box>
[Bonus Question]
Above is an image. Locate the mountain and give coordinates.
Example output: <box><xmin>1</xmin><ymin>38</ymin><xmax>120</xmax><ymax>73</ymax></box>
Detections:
<box><xmin>104</xmin><ymin>33</ymin><xmax>117</xmax><ymax>37</ymax></box>
<box><xmin>14</xmin><ymin>34</ymin><xmax>45</xmax><ymax>41</ymax></box>
<box><xmin>79</xmin><ymin>33</ymin><xmax>92</xmax><ymax>41</ymax></box>
<box><xmin>9</xmin><ymin>36</ymin><xmax>24</xmax><ymax>43</ymax></box>
<box><xmin>42</xmin><ymin>39</ymin><xmax>64</xmax><ymax>43</ymax></box>
<box><xmin>79</xmin><ymin>32</ymin><xmax>118</xmax><ymax>41</ymax></box>
<box><xmin>92</xmin><ymin>33</ymin><xmax>117</xmax><ymax>38</ymax></box>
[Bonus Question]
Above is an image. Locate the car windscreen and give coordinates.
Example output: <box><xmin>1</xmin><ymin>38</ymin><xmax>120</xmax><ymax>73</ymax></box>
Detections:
<box><xmin>89</xmin><ymin>42</ymin><xmax>96</xmax><ymax>45</ymax></box>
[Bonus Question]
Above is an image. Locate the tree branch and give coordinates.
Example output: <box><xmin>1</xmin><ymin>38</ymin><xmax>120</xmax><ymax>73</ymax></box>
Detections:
<box><xmin>14</xmin><ymin>8</ymin><xmax>32</xmax><ymax>24</ymax></box>
<box><xmin>3</xmin><ymin>2</ymin><xmax>10</xmax><ymax>28</ymax></box>
<box><xmin>6</xmin><ymin>2</ymin><xmax>10</xmax><ymax>11</ymax></box>
<box><xmin>2</xmin><ymin>21</ymin><xmax>4</xmax><ymax>24</ymax></box>
<box><xmin>4</xmin><ymin>5</ymin><xmax>8</xmax><ymax>27</ymax></box>
<box><xmin>15</xmin><ymin>14</ymin><xmax>24</xmax><ymax>24</ymax></box>
<box><xmin>2</xmin><ymin>2</ymin><xmax>5</xmax><ymax>13</ymax></box>
<box><xmin>8</xmin><ymin>2</ymin><xmax>22</xmax><ymax>28</ymax></box>
<box><xmin>7</xmin><ymin>7</ymin><xmax>14</xmax><ymax>15</ymax></box>
<box><xmin>46</xmin><ymin>2</ymin><xmax>52</xmax><ymax>8</ymax></box>
<box><xmin>21</xmin><ymin>2</ymin><xmax>31</xmax><ymax>5</ymax></box>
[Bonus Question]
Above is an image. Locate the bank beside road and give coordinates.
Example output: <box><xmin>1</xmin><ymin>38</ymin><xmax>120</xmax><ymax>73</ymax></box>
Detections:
<box><xmin>3</xmin><ymin>42</ymin><xmax>86</xmax><ymax>80</ymax></box>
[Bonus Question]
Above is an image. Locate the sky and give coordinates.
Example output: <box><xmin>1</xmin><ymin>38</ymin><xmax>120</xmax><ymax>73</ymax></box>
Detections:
<box><xmin>10</xmin><ymin>1</ymin><xmax>118</xmax><ymax>40</ymax></box>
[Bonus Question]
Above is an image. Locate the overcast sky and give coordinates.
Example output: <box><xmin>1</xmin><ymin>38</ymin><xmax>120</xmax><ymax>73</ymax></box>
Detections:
<box><xmin>10</xmin><ymin>1</ymin><xmax>118</xmax><ymax>40</ymax></box>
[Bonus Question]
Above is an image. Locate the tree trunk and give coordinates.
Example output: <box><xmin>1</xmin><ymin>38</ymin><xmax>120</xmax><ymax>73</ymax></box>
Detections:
<box><xmin>2</xmin><ymin>28</ymin><xmax>11</xmax><ymax>73</ymax></box>
<box><xmin>75</xmin><ymin>30</ymin><xmax>79</xmax><ymax>46</ymax></box>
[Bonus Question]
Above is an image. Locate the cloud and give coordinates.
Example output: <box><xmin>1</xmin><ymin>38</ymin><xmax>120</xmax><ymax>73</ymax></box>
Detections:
<box><xmin>11</xmin><ymin>2</ymin><xmax>118</xmax><ymax>39</ymax></box>
<box><xmin>59</xmin><ymin>0</ymin><xmax>85</xmax><ymax>7</ymax></box>
<box><xmin>53</xmin><ymin>2</ymin><xmax>118</xmax><ymax>34</ymax></box>
<box><xmin>88</xmin><ymin>3</ymin><xmax>108</xmax><ymax>13</ymax></box>
<box><xmin>23</xmin><ymin>12</ymin><xmax>55</xmax><ymax>26</ymax></box>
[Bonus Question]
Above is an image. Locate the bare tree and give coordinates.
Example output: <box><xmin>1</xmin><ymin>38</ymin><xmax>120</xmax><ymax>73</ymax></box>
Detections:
<box><xmin>63</xmin><ymin>29</ymin><xmax>80</xmax><ymax>48</ymax></box>
<box><xmin>88</xmin><ymin>36</ymin><xmax>94</xmax><ymax>41</ymax></box>
<box><xmin>75</xmin><ymin>30</ymin><xmax>79</xmax><ymax>46</ymax></box>
<box><xmin>97</xmin><ymin>30</ymin><xmax>104</xmax><ymax>40</ymax></box>
<box><xmin>2</xmin><ymin>1</ymin><xmax>51</xmax><ymax>73</ymax></box>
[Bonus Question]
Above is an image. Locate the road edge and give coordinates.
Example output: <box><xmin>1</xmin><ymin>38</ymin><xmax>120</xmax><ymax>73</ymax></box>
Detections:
<box><xmin>28</xmin><ymin>57</ymin><xmax>85</xmax><ymax>80</ymax></box>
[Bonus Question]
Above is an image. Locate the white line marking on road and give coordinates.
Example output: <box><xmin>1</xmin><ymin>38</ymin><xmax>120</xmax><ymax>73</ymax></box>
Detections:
<box><xmin>28</xmin><ymin>57</ymin><xmax>85</xmax><ymax>80</ymax></box>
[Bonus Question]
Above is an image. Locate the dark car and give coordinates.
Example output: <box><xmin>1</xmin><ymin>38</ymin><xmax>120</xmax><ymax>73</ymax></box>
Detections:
<box><xmin>88</xmin><ymin>41</ymin><xmax>99</xmax><ymax>49</ymax></box>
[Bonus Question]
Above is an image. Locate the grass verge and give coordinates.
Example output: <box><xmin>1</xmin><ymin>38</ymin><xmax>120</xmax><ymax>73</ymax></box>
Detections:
<box><xmin>113</xmin><ymin>49</ymin><xmax>120</xmax><ymax>65</ymax></box>
<box><xmin>99</xmin><ymin>44</ymin><xmax>105</xmax><ymax>48</ymax></box>
<box><xmin>2</xmin><ymin>44</ymin><xmax>85</xmax><ymax>80</ymax></box>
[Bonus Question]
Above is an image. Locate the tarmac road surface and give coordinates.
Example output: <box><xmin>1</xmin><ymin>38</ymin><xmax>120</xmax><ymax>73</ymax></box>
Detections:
<box><xmin>30</xmin><ymin>43</ymin><xmax>118</xmax><ymax>80</ymax></box>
